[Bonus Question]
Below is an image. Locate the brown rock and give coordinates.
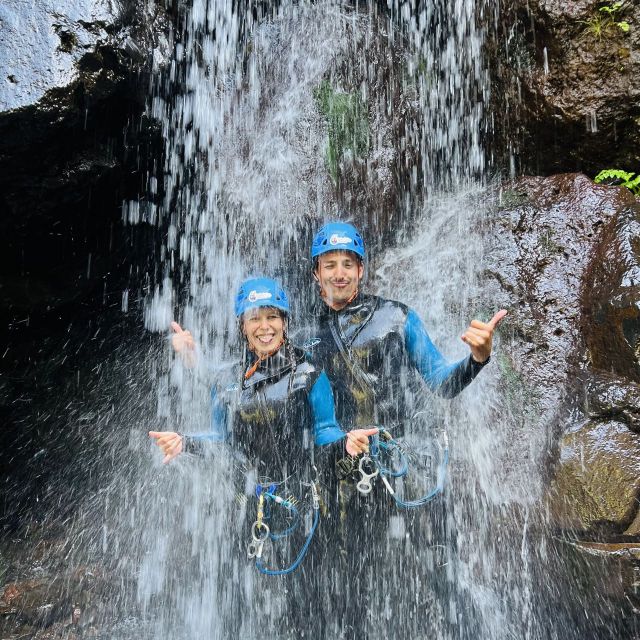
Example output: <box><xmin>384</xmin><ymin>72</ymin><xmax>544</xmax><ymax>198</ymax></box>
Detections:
<box><xmin>486</xmin><ymin>175</ymin><xmax>640</xmax><ymax>534</ymax></box>
<box><xmin>489</xmin><ymin>0</ymin><xmax>640</xmax><ymax>174</ymax></box>
<box><xmin>549</xmin><ymin>419</ymin><xmax>640</xmax><ymax>531</ymax></box>
<box><xmin>624</xmin><ymin>509</ymin><xmax>640</xmax><ymax>537</ymax></box>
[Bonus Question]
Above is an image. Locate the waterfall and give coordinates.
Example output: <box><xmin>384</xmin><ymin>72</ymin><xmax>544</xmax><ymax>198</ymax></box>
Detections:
<box><xmin>85</xmin><ymin>2</ymin><xmax>552</xmax><ymax>638</ymax></box>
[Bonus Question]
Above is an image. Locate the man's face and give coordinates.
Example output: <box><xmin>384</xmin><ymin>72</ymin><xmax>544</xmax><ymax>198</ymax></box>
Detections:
<box><xmin>314</xmin><ymin>250</ymin><xmax>364</xmax><ymax>310</ymax></box>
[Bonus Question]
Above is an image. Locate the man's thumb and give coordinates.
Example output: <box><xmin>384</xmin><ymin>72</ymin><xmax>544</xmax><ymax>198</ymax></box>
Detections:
<box><xmin>488</xmin><ymin>309</ymin><xmax>508</xmax><ymax>330</ymax></box>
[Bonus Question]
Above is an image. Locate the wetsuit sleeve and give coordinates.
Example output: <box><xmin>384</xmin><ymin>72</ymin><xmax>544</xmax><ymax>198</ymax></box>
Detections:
<box><xmin>308</xmin><ymin>371</ymin><xmax>346</xmax><ymax>446</ymax></box>
<box><xmin>405</xmin><ymin>309</ymin><xmax>487</xmax><ymax>398</ymax></box>
<box><xmin>182</xmin><ymin>385</ymin><xmax>228</xmax><ymax>454</ymax></box>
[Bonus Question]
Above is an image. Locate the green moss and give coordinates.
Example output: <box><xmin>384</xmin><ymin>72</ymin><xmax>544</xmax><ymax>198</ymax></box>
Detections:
<box><xmin>314</xmin><ymin>81</ymin><xmax>370</xmax><ymax>184</ymax></box>
<box><xmin>498</xmin><ymin>189</ymin><xmax>529</xmax><ymax>209</ymax></box>
<box><xmin>540</xmin><ymin>229</ymin><xmax>563</xmax><ymax>256</ymax></box>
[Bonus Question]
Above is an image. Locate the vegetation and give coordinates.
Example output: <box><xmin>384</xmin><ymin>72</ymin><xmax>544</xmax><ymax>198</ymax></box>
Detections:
<box><xmin>594</xmin><ymin>169</ymin><xmax>640</xmax><ymax>195</ymax></box>
<box><xmin>314</xmin><ymin>81</ymin><xmax>369</xmax><ymax>184</ymax></box>
<box><xmin>582</xmin><ymin>2</ymin><xmax>631</xmax><ymax>39</ymax></box>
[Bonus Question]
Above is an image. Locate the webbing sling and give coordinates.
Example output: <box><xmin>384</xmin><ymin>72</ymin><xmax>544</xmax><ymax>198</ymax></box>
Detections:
<box><xmin>328</xmin><ymin>297</ymin><xmax>379</xmax><ymax>398</ymax></box>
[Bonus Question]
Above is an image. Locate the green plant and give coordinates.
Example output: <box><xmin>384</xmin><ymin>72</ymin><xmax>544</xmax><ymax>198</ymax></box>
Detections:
<box><xmin>582</xmin><ymin>2</ymin><xmax>630</xmax><ymax>39</ymax></box>
<box><xmin>314</xmin><ymin>81</ymin><xmax>369</xmax><ymax>184</ymax></box>
<box><xmin>599</xmin><ymin>2</ymin><xmax>630</xmax><ymax>32</ymax></box>
<box><xmin>594</xmin><ymin>169</ymin><xmax>640</xmax><ymax>195</ymax></box>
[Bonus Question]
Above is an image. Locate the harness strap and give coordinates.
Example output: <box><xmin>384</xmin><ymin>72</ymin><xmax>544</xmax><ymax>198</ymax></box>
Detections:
<box><xmin>328</xmin><ymin>307</ymin><xmax>378</xmax><ymax>398</ymax></box>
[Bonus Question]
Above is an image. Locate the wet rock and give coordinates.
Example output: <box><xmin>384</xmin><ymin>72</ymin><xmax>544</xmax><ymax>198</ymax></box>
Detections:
<box><xmin>0</xmin><ymin>0</ymin><xmax>171</xmax><ymax>321</ymax></box>
<box><xmin>489</xmin><ymin>0</ymin><xmax>640</xmax><ymax>175</ymax></box>
<box><xmin>570</xmin><ymin>541</ymin><xmax>640</xmax><ymax>609</ymax></box>
<box><xmin>550</xmin><ymin>418</ymin><xmax>640</xmax><ymax>532</ymax></box>
<box><xmin>0</xmin><ymin>578</ymin><xmax>66</xmax><ymax>626</ymax></box>
<box><xmin>485</xmin><ymin>172</ymin><xmax>640</xmax><ymax>609</ymax></box>
<box><xmin>321</xmin><ymin>16</ymin><xmax>421</xmax><ymax>238</ymax></box>
<box><xmin>582</xmin><ymin>195</ymin><xmax>640</xmax><ymax>384</ymax></box>
<box><xmin>485</xmin><ymin>174</ymin><xmax>624</xmax><ymax>429</ymax></box>
<box><xmin>0</xmin><ymin>526</ymin><xmax>135</xmax><ymax>639</ymax></box>
<box><xmin>625</xmin><ymin>510</ymin><xmax>640</xmax><ymax>537</ymax></box>
<box><xmin>585</xmin><ymin>372</ymin><xmax>640</xmax><ymax>433</ymax></box>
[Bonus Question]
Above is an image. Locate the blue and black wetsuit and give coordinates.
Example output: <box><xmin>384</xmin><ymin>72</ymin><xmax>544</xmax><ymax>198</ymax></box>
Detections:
<box><xmin>183</xmin><ymin>342</ymin><xmax>345</xmax><ymax>481</ymax></box>
<box><xmin>181</xmin><ymin>342</ymin><xmax>345</xmax><ymax>636</ymax></box>
<box><xmin>295</xmin><ymin>292</ymin><xmax>488</xmax><ymax>639</ymax></box>
<box><xmin>299</xmin><ymin>292</ymin><xmax>487</xmax><ymax>433</ymax></box>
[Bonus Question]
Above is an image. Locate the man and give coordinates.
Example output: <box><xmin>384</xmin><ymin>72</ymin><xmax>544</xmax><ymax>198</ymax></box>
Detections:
<box><xmin>305</xmin><ymin>220</ymin><xmax>506</xmax><ymax>434</ymax></box>
<box><xmin>300</xmin><ymin>221</ymin><xmax>507</xmax><ymax>639</ymax></box>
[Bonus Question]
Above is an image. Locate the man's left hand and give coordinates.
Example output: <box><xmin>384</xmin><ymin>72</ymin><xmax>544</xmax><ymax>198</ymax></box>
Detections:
<box><xmin>345</xmin><ymin>427</ymin><xmax>379</xmax><ymax>456</ymax></box>
<box><xmin>461</xmin><ymin>309</ymin><xmax>508</xmax><ymax>364</ymax></box>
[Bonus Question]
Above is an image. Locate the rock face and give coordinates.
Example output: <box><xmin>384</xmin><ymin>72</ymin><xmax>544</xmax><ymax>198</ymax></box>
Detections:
<box><xmin>485</xmin><ymin>173</ymin><xmax>640</xmax><ymax>609</ymax></box>
<box><xmin>0</xmin><ymin>0</ymin><xmax>170</xmax><ymax>321</ymax></box>
<box><xmin>0</xmin><ymin>3</ymin><xmax>170</xmax><ymax>636</ymax></box>
<box><xmin>1</xmin><ymin>1</ymin><xmax>639</xmax><ymax>636</ymax></box>
<box><xmin>489</xmin><ymin>0</ymin><xmax>640</xmax><ymax>176</ymax></box>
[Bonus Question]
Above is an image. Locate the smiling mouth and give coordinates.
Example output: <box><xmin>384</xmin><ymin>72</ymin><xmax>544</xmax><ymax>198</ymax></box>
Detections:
<box><xmin>256</xmin><ymin>335</ymin><xmax>275</xmax><ymax>343</ymax></box>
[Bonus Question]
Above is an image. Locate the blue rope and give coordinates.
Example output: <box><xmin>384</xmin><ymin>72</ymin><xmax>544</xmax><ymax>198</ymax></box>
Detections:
<box><xmin>373</xmin><ymin>431</ymin><xmax>449</xmax><ymax>509</ymax></box>
<box><xmin>376</xmin><ymin>440</ymin><xmax>409</xmax><ymax>478</ymax></box>
<box><xmin>255</xmin><ymin>505</ymin><xmax>319</xmax><ymax>576</ymax></box>
<box><xmin>388</xmin><ymin>448</ymin><xmax>448</xmax><ymax>509</ymax></box>
<box><xmin>264</xmin><ymin>493</ymin><xmax>300</xmax><ymax>540</ymax></box>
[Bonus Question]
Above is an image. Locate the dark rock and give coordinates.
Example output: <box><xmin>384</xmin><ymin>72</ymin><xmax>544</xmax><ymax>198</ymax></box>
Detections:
<box><xmin>585</xmin><ymin>371</ymin><xmax>640</xmax><ymax>432</ymax></box>
<box><xmin>582</xmin><ymin>194</ymin><xmax>640</xmax><ymax>383</ymax></box>
<box><xmin>488</xmin><ymin>0</ymin><xmax>640</xmax><ymax>175</ymax></box>
<box><xmin>485</xmin><ymin>174</ymin><xmax>624</xmax><ymax>427</ymax></box>
<box><xmin>0</xmin><ymin>0</ymin><xmax>171</xmax><ymax>321</ymax></box>
<box><xmin>484</xmin><ymin>172</ymin><xmax>640</xmax><ymax>608</ymax></box>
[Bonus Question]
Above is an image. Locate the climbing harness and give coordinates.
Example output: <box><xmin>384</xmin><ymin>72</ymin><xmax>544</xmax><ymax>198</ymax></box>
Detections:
<box><xmin>349</xmin><ymin>427</ymin><xmax>449</xmax><ymax>509</ymax></box>
<box><xmin>246</xmin><ymin>435</ymin><xmax>321</xmax><ymax>576</ymax></box>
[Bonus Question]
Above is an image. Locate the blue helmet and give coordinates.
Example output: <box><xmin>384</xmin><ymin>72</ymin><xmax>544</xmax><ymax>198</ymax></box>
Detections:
<box><xmin>235</xmin><ymin>277</ymin><xmax>290</xmax><ymax>317</ymax></box>
<box><xmin>311</xmin><ymin>222</ymin><xmax>365</xmax><ymax>261</ymax></box>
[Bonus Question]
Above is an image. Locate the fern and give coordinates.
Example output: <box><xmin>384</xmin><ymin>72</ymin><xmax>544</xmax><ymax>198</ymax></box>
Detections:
<box><xmin>594</xmin><ymin>169</ymin><xmax>640</xmax><ymax>195</ymax></box>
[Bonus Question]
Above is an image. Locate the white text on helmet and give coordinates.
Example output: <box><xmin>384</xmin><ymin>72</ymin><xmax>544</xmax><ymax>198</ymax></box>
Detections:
<box><xmin>329</xmin><ymin>234</ymin><xmax>353</xmax><ymax>246</ymax></box>
<box><xmin>247</xmin><ymin>290</ymin><xmax>273</xmax><ymax>302</ymax></box>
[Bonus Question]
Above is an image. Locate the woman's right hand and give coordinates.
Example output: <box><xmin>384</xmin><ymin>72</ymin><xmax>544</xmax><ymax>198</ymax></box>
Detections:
<box><xmin>149</xmin><ymin>431</ymin><xmax>183</xmax><ymax>464</ymax></box>
<box><xmin>345</xmin><ymin>427</ymin><xmax>379</xmax><ymax>456</ymax></box>
<box><xmin>171</xmin><ymin>321</ymin><xmax>196</xmax><ymax>367</ymax></box>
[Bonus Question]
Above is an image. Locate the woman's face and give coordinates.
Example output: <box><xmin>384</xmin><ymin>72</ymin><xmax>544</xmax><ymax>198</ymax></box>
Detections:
<box><xmin>242</xmin><ymin>306</ymin><xmax>285</xmax><ymax>356</ymax></box>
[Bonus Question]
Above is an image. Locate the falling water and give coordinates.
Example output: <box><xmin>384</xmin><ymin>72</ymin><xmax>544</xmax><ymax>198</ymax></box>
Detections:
<box><xmin>48</xmin><ymin>2</ymin><xmax>627</xmax><ymax>639</ymax></box>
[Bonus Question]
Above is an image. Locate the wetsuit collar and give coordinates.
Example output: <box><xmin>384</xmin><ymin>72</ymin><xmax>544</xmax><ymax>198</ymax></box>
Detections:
<box><xmin>317</xmin><ymin>290</ymin><xmax>371</xmax><ymax>317</ymax></box>
<box><xmin>242</xmin><ymin>344</ymin><xmax>302</xmax><ymax>388</ymax></box>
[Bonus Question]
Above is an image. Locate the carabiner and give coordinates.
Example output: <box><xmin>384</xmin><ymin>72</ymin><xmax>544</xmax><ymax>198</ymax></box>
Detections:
<box><xmin>356</xmin><ymin>455</ymin><xmax>379</xmax><ymax>495</ymax></box>
<box><xmin>247</xmin><ymin>521</ymin><xmax>270</xmax><ymax>559</ymax></box>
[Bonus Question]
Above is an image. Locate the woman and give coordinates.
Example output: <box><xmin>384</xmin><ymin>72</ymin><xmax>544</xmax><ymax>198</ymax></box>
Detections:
<box><xmin>149</xmin><ymin>277</ymin><xmax>375</xmax><ymax>573</ymax></box>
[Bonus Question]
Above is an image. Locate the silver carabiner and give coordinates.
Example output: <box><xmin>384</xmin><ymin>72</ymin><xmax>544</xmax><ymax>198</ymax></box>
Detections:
<box><xmin>356</xmin><ymin>455</ymin><xmax>379</xmax><ymax>495</ymax></box>
<box><xmin>247</xmin><ymin>521</ymin><xmax>270</xmax><ymax>559</ymax></box>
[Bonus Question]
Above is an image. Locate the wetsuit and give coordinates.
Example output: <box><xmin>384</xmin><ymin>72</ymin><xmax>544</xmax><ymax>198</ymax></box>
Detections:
<box><xmin>296</xmin><ymin>292</ymin><xmax>489</xmax><ymax>639</ymax></box>
<box><xmin>183</xmin><ymin>344</ymin><xmax>344</xmax><ymax>471</ymax></box>
<box><xmin>300</xmin><ymin>292</ymin><xmax>487</xmax><ymax>431</ymax></box>
<box><xmin>182</xmin><ymin>343</ymin><xmax>344</xmax><ymax>639</ymax></box>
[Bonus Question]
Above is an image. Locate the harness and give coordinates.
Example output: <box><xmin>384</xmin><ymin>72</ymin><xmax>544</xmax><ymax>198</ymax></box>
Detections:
<box><xmin>245</xmin><ymin>428</ymin><xmax>321</xmax><ymax>576</ymax></box>
<box><xmin>327</xmin><ymin>297</ymin><xmax>379</xmax><ymax>399</ymax></box>
<box><xmin>327</xmin><ymin>301</ymin><xmax>450</xmax><ymax>508</ymax></box>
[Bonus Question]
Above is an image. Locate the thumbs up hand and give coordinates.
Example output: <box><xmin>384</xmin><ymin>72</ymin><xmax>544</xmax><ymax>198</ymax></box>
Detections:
<box><xmin>461</xmin><ymin>309</ymin><xmax>508</xmax><ymax>364</ymax></box>
<box><xmin>170</xmin><ymin>321</ymin><xmax>197</xmax><ymax>368</ymax></box>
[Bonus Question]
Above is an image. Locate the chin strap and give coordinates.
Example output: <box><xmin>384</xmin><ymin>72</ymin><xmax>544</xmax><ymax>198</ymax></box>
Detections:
<box><xmin>244</xmin><ymin>339</ymin><xmax>285</xmax><ymax>380</ymax></box>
